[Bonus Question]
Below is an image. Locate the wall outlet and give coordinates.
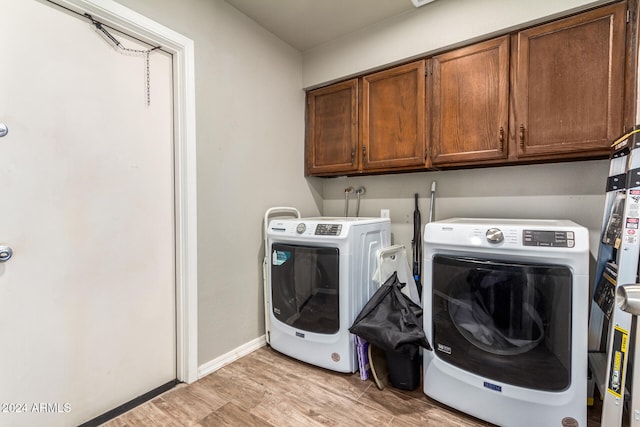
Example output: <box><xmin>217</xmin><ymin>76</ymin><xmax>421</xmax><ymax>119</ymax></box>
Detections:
<box><xmin>381</xmin><ymin>209</ymin><xmax>390</xmax><ymax>218</ymax></box>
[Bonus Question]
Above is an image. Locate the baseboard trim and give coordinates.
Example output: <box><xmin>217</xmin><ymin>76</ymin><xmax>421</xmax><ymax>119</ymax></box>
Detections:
<box><xmin>197</xmin><ymin>335</ymin><xmax>266</xmax><ymax>379</ymax></box>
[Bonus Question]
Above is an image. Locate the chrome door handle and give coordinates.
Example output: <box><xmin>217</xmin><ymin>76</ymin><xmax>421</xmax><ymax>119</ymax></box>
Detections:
<box><xmin>0</xmin><ymin>246</ymin><xmax>13</xmax><ymax>262</ymax></box>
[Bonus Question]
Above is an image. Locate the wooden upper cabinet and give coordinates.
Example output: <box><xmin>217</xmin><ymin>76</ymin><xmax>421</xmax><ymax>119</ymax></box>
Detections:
<box><xmin>306</xmin><ymin>79</ymin><xmax>358</xmax><ymax>175</ymax></box>
<box><xmin>304</xmin><ymin>1</ymin><xmax>631</xmax><ymax>177</ymax></box>
<box><xmin>513</xmin><ymin>2</ymin><xmax>626</xmax><ymax>159</ymax></box>
<box><xmin>431</xmin><ymin>36</ymin><xmax>510</xmax><ymax>166</ymax></box>
<box><xmin>361</xmin><ymin>60</ymin><xmax>427</xmax><ymax>171</ymax></box>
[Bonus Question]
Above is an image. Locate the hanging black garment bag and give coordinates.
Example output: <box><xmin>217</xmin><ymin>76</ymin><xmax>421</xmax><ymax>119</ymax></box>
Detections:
<box><xmin>349</xmin><ymin>272</ymin><xmax>431</xmax><ymax>359</ymax></box>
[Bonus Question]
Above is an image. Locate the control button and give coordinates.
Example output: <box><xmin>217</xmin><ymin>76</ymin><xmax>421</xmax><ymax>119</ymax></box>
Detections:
<box><xmin>567</xmin><ymin>231</ymin><xmax>574</xmax><ymax>240</ymax></box>
<box><xmin>486</xmin><ymin>228</ymin><xmax>504</xmax><ymax>244</ymax></box>
<box><xmin>0</xmin><ymin>246</ymin><xmax>13</xmax><ymax>262</ymax></box>
<box><xmin>568</xmin><ymin>240</ymin><xmax>574</xmax><ymax>248</ymax></box>
<box><xmin>296</xmin><ymin>223</ymin><xmax>306</xmax><ymax>234</ymax></box>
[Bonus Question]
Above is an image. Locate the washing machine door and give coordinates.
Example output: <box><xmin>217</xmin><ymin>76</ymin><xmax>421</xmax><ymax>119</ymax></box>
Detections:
<box><xmin>271</xmin><ymin>243</ymin><xmax>340</xmax><ymax>334</ymax></box>
<box><xmin>431</xmin><ymin>255</ymin><xmax>572</xmax><ymax>391</ymax></box>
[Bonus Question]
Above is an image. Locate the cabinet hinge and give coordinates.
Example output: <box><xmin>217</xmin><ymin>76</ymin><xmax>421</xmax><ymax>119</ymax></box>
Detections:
<box><xmin>627</xmin><ymin>9</ymin><xmax>631</xmax><ymax>23</ymax></box>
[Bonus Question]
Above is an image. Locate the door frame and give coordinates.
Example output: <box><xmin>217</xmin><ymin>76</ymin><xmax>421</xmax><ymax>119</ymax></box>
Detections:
<box><xmin>38</xmin><ymin>0</ymin><xmax>199</xmax><ymax>383</ymax></box>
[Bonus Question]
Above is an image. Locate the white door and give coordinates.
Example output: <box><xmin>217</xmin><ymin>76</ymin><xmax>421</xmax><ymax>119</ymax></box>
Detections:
<box><xmin>0</xmin><ymin>2</ymin><xmax>176</xmax><ymax>426</ymax></box>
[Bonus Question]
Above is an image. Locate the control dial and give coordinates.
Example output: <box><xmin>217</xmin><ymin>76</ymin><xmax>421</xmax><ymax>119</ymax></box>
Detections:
<box><xmin>486</xmin><ymin>228</ymin><xmax>504</xmax><ymax>244</ymax></box>
<box><xmin>296</xmin><ymin>223</ymin><xmax>306</xmax><ymax>234</ymax></box>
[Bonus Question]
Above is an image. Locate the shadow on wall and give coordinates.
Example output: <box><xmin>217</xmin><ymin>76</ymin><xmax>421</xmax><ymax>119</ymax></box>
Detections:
<box><xmin>305</xmin><ymin>176</ymin><xmax>324</xmax><ymax>214</ymax></box>
<box><xmin>320</xmin><ymin>160</ymin><xmax>607</xmax><ymax>200</ymax></box>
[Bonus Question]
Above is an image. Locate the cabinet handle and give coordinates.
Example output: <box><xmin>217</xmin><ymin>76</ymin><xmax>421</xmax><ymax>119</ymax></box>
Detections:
<box><xmin>499</xmin><ymin>127</ymin><xmax>504</xmax><ymax>151</ymax></box>
<box><xmin>351</xmin><ymin>148</ymin><xmax>355</xmax><ymax>165</ymax></box>
<box><xmin>362</xmin><ymin>146</ymin><xmax>367</xmax><ymax>163</ymax></box>
<box><xmin>519</xmin><ymin>124</ymin><xmax>525</xmax><ymax>149</ymax></box>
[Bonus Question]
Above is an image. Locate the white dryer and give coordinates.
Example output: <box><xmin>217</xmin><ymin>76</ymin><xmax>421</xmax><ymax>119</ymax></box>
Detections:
<box><xmin>266</xmin><ymin>217</ymin><xmax>390</xmax><ymax>373</ymax></box>
<box><xmin>423</xmin><ymin>218</ymin><xmax>589</xmax><ymax>427</ymax></box>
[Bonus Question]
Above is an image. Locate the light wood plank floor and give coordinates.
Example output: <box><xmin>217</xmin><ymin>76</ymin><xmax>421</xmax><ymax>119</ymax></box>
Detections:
<box><xmin>103</xmin><ymin>346</ymin><xmax>602</xmax><ymax>426</ymax></box>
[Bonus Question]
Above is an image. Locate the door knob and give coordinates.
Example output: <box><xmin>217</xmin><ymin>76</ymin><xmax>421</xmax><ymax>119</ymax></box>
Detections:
<box><xmin>0</xmin><ymin>246</ymin><xmax>13</xmax><ymax>262</ymax></box>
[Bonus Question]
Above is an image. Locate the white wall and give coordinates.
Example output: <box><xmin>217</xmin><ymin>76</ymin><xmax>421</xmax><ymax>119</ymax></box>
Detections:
<box><xmin>115</xmin><ymin>0</ymin><xmax>322</xmax><ymax>365</ymax></box>
<box><xmin>322</xmin><ymin>161</ymin><xmax>608</xmax><ymax>258</ymax></box>
<box><xmin>305</xmin><ymin>0</ymin><xmax>618</xmax><ymax>260</ymax></box>
<box><xmin>302</xmin><ymin>0</ymin><xmax>612</xmax><ymax>88</ymax></box>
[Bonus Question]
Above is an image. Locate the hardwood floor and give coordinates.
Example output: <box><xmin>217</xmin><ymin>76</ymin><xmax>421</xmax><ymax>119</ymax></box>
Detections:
<box><xmin>103</xmin><ymin>346</ymin><xmax>602</xmax><ymax>426</ymax></box>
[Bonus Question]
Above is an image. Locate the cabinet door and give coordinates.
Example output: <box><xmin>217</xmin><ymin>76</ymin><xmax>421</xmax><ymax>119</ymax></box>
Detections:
<box><xmin>431</xmin><ymin>36</ymin><xmax>509</xmax><ymax>166</ymax></box>
<box><xmin>362</xmin><ymin>61</ymin><xmax>426</xmax><ymax>171</ymax></box>
<box><xmin>306</xmin><ymin>79</ymin><xmax>358</xmax><ymax>175</ymax></box>
<box><xmin>513</xmin><ymin>2</ymin><xmax>626</xmax><ymax>158</ymax></box>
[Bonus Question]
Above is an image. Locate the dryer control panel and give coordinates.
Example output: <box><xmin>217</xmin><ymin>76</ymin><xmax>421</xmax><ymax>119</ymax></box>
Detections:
<box><xmin>424</xmin><ymin>218</ymin><xmax>588</xmax><ymax>253</ymax></box>
<box><xmin>523</xmin><ymin>230</ymin><xmax>575</xmax><ymax>248</ymax></box>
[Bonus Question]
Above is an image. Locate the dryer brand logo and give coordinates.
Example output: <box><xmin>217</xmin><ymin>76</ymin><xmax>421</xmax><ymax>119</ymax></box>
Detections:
<box><xmin>483</xmin><ymin>381</ymin><xmax>502</xmax><ymax>392</ymax></box>
<box><xmin>561</xmin><ymin>417</ymin><xmax>579</xmax><ymax>427</ymax></box>
<box><xmin>437</xmin><ymin>343</ymin><xmax>451</xmax><ymax>354</ymax></box>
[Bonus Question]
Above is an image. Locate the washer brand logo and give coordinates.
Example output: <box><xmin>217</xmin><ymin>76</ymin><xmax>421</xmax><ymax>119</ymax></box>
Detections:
<box><xmin>295</xmin><ymin>332</ymin><xmax>305</xmax><ymax>338</ymax></box>
<box><xmin>561</xmin><ymin>417</ymin><xmax>579</xmax><ymax>427</ymax></box>
<box><xmin>483</xmin><ymin>381</ymin><xmax>502</xmax><ymax>392</ymax></box>
<box><xmin>437</xmin><ymin>343</ymin><xmax>451</xmax><ymax>354</ymax></box>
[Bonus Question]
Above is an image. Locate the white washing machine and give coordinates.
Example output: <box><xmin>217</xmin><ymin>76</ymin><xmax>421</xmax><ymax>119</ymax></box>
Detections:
<box><xmin>266</xmin><ymin>217</ymin><xmax>390</xmax><ymax>373</ymax></box>
<box><xmin>423</xmin><ymin>218</ymin><xmax>589</xmax><ymax>427</ymax></box>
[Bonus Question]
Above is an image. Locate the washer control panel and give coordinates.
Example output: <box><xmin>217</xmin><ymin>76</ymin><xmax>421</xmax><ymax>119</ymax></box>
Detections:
<box><xmin>315</xmin><ymin>224</ymin><xmax>342</xmax><ymax>236</ymax></box>
<box><xmin>523</xmin><ymin>230</ymin><xmax>575</xmax><ymax>248</ymax></box>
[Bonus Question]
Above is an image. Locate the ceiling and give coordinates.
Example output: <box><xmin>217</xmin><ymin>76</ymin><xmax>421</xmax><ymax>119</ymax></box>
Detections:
<box><xmin>224</xmin><ymin>0</ymin><xmax>421</xmax><ymax>51</ymax></box>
